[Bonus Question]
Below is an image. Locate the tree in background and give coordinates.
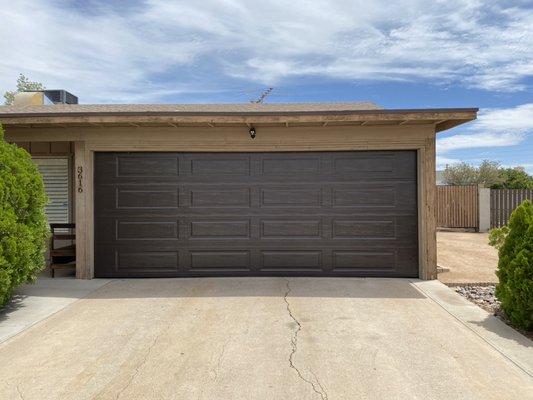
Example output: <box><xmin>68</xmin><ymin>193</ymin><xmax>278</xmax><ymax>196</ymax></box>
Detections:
<box><xmin>3</xmin><ymin>74</ymin><xmax>45</xmax><ymax>105</ymax></box>
<box><xmin>491</xmin><ymin>167</ymin><xmax>533</xmax><ymax>190</ymax></box>
<box><xmin>442</xmin><ymin>162</ymin><xmax>477</xmax><ymax>185</ymax></box>
<box><xmin>0</xmin><ymin>124</ymin><xmax>49</xmax><ymax>306</ymax></box>
<box><xmin>442</xmin><ymin>160</ymin><xmax>503</xmax><ymax>186</ymax></box>
<box><xmin>477</xmin><ymin>160</ymin><xmax>505</xmax><ymax>187</ymax></box>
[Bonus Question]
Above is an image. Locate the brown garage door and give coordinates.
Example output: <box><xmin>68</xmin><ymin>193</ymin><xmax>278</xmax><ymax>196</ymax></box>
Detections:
<box><xmin>94</xmin><ymin>151</ymin><xmax>418</xmax><ymax>278</ymax></box>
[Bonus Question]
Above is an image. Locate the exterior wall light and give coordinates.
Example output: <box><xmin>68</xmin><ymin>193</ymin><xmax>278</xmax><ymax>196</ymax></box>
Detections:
<box><xmin>249</xmin><ymin>126</ymin><xmax>256</xmax><ymax>139</ymax></box>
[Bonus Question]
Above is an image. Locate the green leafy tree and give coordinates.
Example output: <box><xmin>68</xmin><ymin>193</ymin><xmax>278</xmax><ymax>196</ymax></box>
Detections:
<box><xmin>491</xmin><ymin>167</ymin><xmax>533</xmax><ymax>189</ymax></box>
<box><xmin>3</xmin><ymin>74</ymin><xmax>45</xmax><ymax>105</ymax></box>
<box><xmin>0</xmin><ymin>124</ymin><xmax>49</xmax><ymax>306</ymax></box>
<box><xmin>489</xmin><ymin>200</ymin><xmax>533</xmax><ymax>330</ymax></box>
<box><xmin>442</xmin><ymin>160</ymin><xmax>503</xmax><ymax>186</ymax></box>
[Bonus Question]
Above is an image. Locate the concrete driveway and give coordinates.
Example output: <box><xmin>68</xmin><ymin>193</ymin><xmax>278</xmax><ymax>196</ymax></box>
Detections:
<box><xmin>0</xmin><ymin>278</ymin><xmax>531</xmax><ymax>400</ymax></box>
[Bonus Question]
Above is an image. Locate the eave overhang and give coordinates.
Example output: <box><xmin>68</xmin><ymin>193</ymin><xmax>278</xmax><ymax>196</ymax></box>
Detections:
<box><xmin>0</xmin><ymin>108</ymin><xmax>478</xmax><ymax>132</ymax></box>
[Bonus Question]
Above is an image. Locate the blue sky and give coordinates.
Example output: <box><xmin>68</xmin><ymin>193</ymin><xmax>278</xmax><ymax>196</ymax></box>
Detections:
<box><xmin>0</xmin><ymin>0</ymin><xmax>531</xmax><ymax>171</ymax></box>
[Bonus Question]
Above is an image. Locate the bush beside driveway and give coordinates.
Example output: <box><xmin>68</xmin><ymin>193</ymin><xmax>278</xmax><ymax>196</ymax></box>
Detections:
<box><xmin>0</xmin><ymin>124</ymin><xmax>48</xmax><ymax>306</ymax></box>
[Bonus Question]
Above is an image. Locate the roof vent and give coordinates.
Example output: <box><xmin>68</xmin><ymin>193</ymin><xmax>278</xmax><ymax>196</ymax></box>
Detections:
<box><xmin>13</xmin><ymin>90</ymin><xmax>78</xmax><ymax>107</ymax></box>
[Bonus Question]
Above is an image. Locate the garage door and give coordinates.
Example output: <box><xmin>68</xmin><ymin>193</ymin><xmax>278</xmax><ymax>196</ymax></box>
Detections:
<box><xmin>94</xmin><ymin>151</ymin><xmax>418</xmax><ymax>278</ymax></box>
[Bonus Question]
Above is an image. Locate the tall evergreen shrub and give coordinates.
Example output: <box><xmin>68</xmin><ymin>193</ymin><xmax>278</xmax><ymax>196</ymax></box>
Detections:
<box><xmin>490</xmin><ymin>200</ymin><xmax>533</xmax><ymax>330</ymax></box>
<box><xmin>0</xmin><ymin>124</ymin><xmax>48</xmax><ymax>306</ymax></box>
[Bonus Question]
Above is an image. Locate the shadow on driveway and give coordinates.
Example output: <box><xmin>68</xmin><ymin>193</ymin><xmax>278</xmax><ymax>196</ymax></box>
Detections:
<box><xmin>82</xmin><ymin>277</ymin><xmax>427</xmax><ymax>300</ymax></box>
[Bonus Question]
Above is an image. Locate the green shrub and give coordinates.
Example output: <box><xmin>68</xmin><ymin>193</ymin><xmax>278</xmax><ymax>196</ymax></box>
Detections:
<box><xmin>488</xmin><ymin>225</ymin><xmax>510</xmax><ymax>251</ymax></box>
<box><xmin>0</xmin><ymin>124</ymin><xmax>48</xmax><ymax>306</ymax></box>
<box><xmin>490</xmin><ymin>200</ymin><xmax>533</xmax><ymax>330</ymax></box>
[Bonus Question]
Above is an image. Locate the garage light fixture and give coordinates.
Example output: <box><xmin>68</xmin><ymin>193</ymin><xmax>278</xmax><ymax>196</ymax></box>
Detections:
<box><xmin>249</xmin><ymin>126</ymin><xmax>256</xmax><ymax>139</ymax></box>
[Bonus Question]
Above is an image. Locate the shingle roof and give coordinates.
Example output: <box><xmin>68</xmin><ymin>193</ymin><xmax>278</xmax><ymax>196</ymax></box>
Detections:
<box><xmin>0</xmin><ymin>102</ymin><xmax>381</xmax><ymax>116</ymax></box>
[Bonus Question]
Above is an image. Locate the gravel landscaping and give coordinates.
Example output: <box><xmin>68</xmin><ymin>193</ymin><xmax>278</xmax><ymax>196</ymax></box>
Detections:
<box><xmin>452</xmin><ymin>284</ymin><xmax>532</xmax><ymax>340</ymax></box>
<box><xmin>453</xmin><ymin>285</ymin><xmax>500</xmax><ymax>313</ymax></box>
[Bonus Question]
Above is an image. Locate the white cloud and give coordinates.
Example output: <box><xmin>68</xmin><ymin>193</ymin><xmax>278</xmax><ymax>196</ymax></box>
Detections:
<box><xmin>473</xmin><ymin>104</ymin><xmax>533</xmax><ymax>133</ymax></box>
<box><xmin>437</xmin><ymin>131</ymin><xmax>526</xmax><ymax>153</ymax></box>
<box><xmin>0</xmin><ymin>0</ymin><xmax>531</xmax><ymax>102</ymax></box>
<box><xmin>436</xmin><ymin>103</ymin><xmax>532</xmax><ymax>171</ymax></box>
<box><xmin>0</xmin><ymin>0</ymin><xmax>211</xmax><ymax>103</ymax></box>
<box><xmin>436</xmin><ymin>156</ymin><xmax>461</xmax><ymax>169</ymax></box>
<box><xmin>437</xmin><ymin>103</ymin><xmax>533</xmax><ymax>153</ymax></box>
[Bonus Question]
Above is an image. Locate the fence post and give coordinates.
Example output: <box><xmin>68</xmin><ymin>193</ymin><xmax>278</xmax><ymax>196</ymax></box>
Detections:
<box><xmin>478</xmin><ymin>187</ymin><xmax>491</xmax><ymax>232</ymax></box>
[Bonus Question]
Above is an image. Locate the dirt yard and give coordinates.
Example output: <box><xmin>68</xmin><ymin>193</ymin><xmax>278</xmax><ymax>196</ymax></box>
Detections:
<box><xmin>437</xmin><ymin>231</ymin><xmax>498</xmax><ymax>284</ymax></box>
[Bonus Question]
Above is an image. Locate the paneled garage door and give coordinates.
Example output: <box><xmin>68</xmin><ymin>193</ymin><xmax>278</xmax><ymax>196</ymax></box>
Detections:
<box><xmin>94</xmin><ymin>151</ymin><xmax>418</xmax><ymax>277</ymax></box>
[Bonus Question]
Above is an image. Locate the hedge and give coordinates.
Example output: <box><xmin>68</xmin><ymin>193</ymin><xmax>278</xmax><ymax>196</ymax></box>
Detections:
<box><xmin>0</xmin><ymin>124</ymin><xmax>49</xmax><ymax>306</ymax></box>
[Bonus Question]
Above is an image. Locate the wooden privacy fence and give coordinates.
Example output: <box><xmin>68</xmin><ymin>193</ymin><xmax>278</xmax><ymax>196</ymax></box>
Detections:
<box><xmin>490</xmin><ymin>189</ymin><xmax>533</xmax><ymax>228</ymax></box>
<box><xmin>436</xmin><ymin>185</ymin><xmax>478</xmax><ymax>228</ymax></box>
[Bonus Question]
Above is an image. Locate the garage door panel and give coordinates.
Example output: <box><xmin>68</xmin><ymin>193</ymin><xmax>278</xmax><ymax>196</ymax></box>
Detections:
<box><xmin>261</xmin><ymin>187</ymin><xmax>322</xmax><ymax>207</ymax></box>
<box><xmin>117</xmin><ymin>155</ymin><xmax>180</xmax><ymax>177</ymax></box>
<box><xmin>96</xmin><ymin>187</ymin><xmax>181</xmax><ymax>212</ymax></box>
<box><xmin>393</xmin><ymin>151</ymin><xmax>418</xmax><ymax>179</ymax></box>
<box><xmin>331</xmin><ymin>151</ymin><xmax>416</xmax><ymax>180</ymax></box>
<box><xmin>95</xmin><ymin>218</ymin><xmax>180</xmax><ymax>244</ymax></box>
<box><xmin>118</xmin><ymin>251</ymin><xmax>179</xmax><ymax>271</ymax></box>
<box><xmin>116</xmin><ymin>187</ymin><xmax>180</xmax><ymax>209</ymax></box>
<box><xmin>189</xmin><ymin>251</ymin><xmax>251</xmax><ymax>270</ymax></box>
<box><xmin>260</xmin><ymin>219</ymin><xmax>322</xmax><ymax>238</ymax></box>
<box><xmin>332</xmin><ymin>219</ymin><xmax>395</xmax><ymax>239</ymax></box>
<box><xmin>333</xmin><ymin>154</ymin><xmax>394</xmax><ymax>175</ymax></box>
<box><xmin>117</xmin><ymin>221</ymin><xmax>179</xmax><ymax>240</ymax></box>
<box><xmin>95</xmin><ymin>153</ymin><xmax>180</xmax><ymax>182</ymax></box>
<box><xmin>189</xmin><ymin>188</ymin><xmax>251</xmax><ymax>208</ymax></box>
<box><xmin>332</xmin><ymin>250</ymin><xmax>396</xmax><ymax>271</ymax></box>
<box><xmin>261</xmin><ymin>251</ymin><xmax>323</xmax><ymax>270</ymax></box>
<box><xmin>95</xmin><ymin>151</ymin><xmax>418</xmax><ymax>277</ymax></box>
<box><xmin>394</xmin><ymin>216</ymin><xmax>418</xmax><ymax>239</ymax></box>
<box><xmin>332</xmin><ymin>187</ymin><xmax>396</xmax><ymax>207</ymax></box>
<box><xmin>396</xmin><ymin>248</ymin><xmax>419</xmax><ymax>271</ymax></box>
<box><xmin>395</xmin><ymin>181</ymin><xmax>418</xmax><ymax>206</ymax></box>
<box><xmin>189</xmin><ymin>220</ymin><xmax>250</xmax><ymax>239</ymax></box>
<box><xmin>190</xmin><ymin>156</ymin><xmax>251</xmax><ymax>176</ymax></box>
<box><xmin>260</xmin><ymin>155</ymin><xmax>321</xmax><ymax>176</ymax></box>
<box><xmin>95</xmin><ymin>248</ymin><xmax>180</xmax><ymax>276</ymax></box>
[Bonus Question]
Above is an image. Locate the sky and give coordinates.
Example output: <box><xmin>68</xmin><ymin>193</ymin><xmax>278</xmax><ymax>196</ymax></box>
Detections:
<box><xmin>0</xmin><ymin>0</ymin><xmax>531</xmax><ymax>171</ymax></box>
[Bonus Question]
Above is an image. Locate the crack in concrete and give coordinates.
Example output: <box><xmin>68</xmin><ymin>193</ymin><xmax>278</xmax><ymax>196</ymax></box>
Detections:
<box><xmin>114</xmin><ymin>332</ymin><xmax>161</xmax><ymax>400</ymax></box>
<box><xmin>283</xmin><ymin>279</ymin><xmax>328</xmax><ymax>400</ymax></box>
<box><xmin>212</xmin><ymin>337</ymin><xmax>231</xmax><ymax>381</ymax></box>
<box><xmin>16</xmin><ymin>385</ymin><xmax>24</xmax><ymax>400</ymax></box>
<box><xmin>310</xmin><ymin>370</ymin><xmax>328</xmax><ymax>398</ymax></box>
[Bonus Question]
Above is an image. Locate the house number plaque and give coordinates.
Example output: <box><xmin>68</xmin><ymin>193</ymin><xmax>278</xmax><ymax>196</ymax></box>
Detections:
<box><xmin>77</xmin><ymin>166</ymin><xmax>83</xmax><ymax>193</ymax></box>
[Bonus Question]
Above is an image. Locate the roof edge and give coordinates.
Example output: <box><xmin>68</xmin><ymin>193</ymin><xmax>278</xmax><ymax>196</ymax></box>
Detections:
<box><xmin>0</xmin><ymin>107</ymin><xmax>478</xmax><ymax>118</ymax></box>
<box><xmin>0</xmin><ymin>107</ymin><xmax>478</xmax><ymax>133</ymax></box>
